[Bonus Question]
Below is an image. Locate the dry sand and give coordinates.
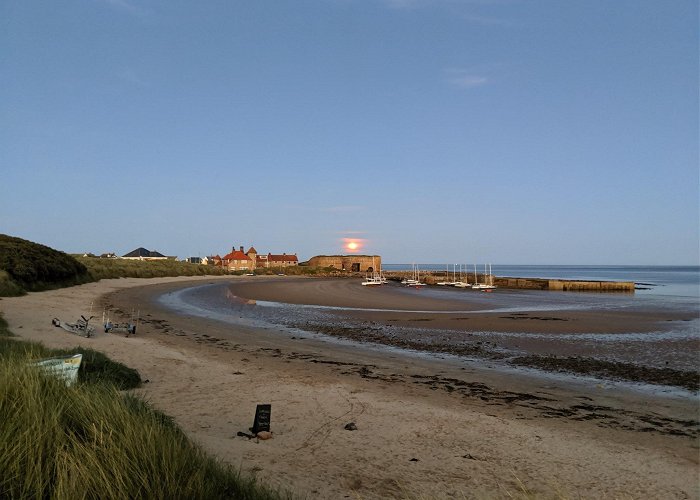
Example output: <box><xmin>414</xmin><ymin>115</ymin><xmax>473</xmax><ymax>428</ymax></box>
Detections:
<box><xmin>1</xmin><ymin>276</ymin><xmax>698</xmax><ymax>499</ymax></box>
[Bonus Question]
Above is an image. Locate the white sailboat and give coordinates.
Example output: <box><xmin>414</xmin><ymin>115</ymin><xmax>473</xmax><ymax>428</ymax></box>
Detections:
<box><xmin>454</xmin><ymin>263</ymin><xmax>471</xmax><ymax>288</ymax></box>
<box><xmin>473</xmin><ymin>263</ymin><xmax>497</xmax><ymax>290</ymax></box>
<box><xmin>361</xmin><ymin>256</ymin><xmax>384</xmax><ymax>286</ymax></box>
<box><xmin>436</xmin><ymin>264</ymin><xmax>452</xmax><ymax>285</ymax></box>
<box><xmin>480</xmin><ymin>263</ymin><xmax>497</xmax><ymax>291</ymax></box>
<box><xmin>402</xmin><ymin>263</ymin><xmax>426</xmax><ymax>287</ymax></box>
<box><xmin>471</xmin><ymin>264</ymin><xmax>485</xmax><ymax>289</ymax></box>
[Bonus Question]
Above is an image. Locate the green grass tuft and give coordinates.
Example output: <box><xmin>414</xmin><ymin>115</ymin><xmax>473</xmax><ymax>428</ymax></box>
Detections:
<box><xmin>0</xmin><ymin>270</ymin><xmax>25</xmax><ymax>296</ymax></box>
<box><xmin>0</xmin><ymin>338</ymin><xmax>142</xmax><ymax>389</ymax></box>
<box><xmin>0</xmin><ymin>359</ymin><xmax>288</xmax><ymax>499</ymax></box>
<box><xmin>0</xmin><ymin>324</ymin><xmax>291</xmax><ymax>499</ymax></box>
<box><xmin>0</xmin><ymin>315</ymin><xmax>13</xmax><ymax>337</ymax></box>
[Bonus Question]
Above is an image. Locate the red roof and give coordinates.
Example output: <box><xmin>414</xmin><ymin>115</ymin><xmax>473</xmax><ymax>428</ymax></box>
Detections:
<box><xmin>268</xmin><ymin>254</ymin><xmax>298</xmax><ymax>262</ymax></box>
<box><xmin>223</xmin><ymin>250</ymin><xmax>251</xmax><ymax>261</ymax></box>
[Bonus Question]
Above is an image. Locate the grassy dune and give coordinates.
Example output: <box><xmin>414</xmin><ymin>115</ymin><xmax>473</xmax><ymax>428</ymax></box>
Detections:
<box><xmin>0</xmin><ymin>234</ymin><xmax>231</xmax><ymax>296</ymax></box>
<box><xmin>75</xmin><ymin>255</ymin><xmax>228</xmax><ymax>281</ymax></box>
<box><xmin>0</xmin><ymin>317</ymin><xmax>289</xmax><ymax>499</ymax></box>
<box><xmin>0</xmin><ymin>234</ymin><xmax>92</xmax><ymax>296</ymax></box>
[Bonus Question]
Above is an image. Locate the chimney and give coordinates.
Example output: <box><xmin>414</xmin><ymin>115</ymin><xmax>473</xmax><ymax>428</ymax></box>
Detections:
<box><xmin>240</xmin><ymin>246</ymin><xmax>244</xmax><ymax>252</ymax></box>
<box><xmin>232</xmin><ymin>246</ymin><xmax>235</xmax><ymax>253</ymax></box>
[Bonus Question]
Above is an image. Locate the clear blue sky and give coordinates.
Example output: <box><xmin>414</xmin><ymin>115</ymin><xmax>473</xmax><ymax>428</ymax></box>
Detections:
<box><xmin>2</xmin><ymin>0</ymin><xmax>698</xmax><ymax>265</ymax></box>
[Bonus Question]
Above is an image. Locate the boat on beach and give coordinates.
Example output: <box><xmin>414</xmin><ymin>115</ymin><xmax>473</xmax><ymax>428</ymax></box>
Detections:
<box><xmin>436</xmin><ymin>264</ymin><xmax>456</xmax><ymax>286</ymax></box>
<box><xmin>473</xmin><ymin>263</ymin><xmax>497</xmax><ymax>291</ymax></box>
<box><xmin>453</xmin><ymin>264</ymin><xmax>471</xmax><ymax>288</ymax></box>
<box><xmin>361</xmin><ymin>257</ymin><xmax>386</xmax><ymax>286</ymax></box>
<box><xmin>402</xmin><ymin>263</ymin><xmax>427</xmax><ymax>288</ymax></box>
<box><xmin>361</xmin><ymin>277</ymin><xmax>382</xmax><ymax>286</ymax></box>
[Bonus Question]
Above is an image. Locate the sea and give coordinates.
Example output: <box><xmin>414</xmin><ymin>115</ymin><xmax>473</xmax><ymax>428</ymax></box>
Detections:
<box><xmin>383</xmin><ymin>264</ymin><xmax>700</xmax><ymax>300</ymax></box>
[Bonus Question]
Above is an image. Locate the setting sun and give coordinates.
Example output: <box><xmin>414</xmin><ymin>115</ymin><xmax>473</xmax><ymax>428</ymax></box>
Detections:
<box><xmin>342</xmin><ymin>237</ymin><xmax>365</xmax><ymax>254</ymax></box>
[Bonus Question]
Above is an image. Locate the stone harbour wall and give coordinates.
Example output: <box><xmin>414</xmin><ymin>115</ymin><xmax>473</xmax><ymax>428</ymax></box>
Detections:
<box><xmin>494</xmin><ymin>276</ymin><xmax>634</xmax><ymax>292</ymax></box>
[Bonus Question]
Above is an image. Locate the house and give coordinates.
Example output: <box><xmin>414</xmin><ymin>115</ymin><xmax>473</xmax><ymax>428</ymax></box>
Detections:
<box><xmin>185</xmin><ymin>257</ymin><xmax>202</xmax><ymax>264</ymax></box>
<box><xmin>213</xmin><ymin>244</ymin><xmax>299</xmax><ymax>270</ymax></box>
<box><xmin>208</xmin><ymin>255</ymin><xmax>223</xmax><ymax>267</ymax></box>
<box><xmin>222</xmin><ymin>246</ymin><xmax>253</xmax><ymax>271</ymax></box>
<box><xmin>267</xmin><ymin>253</ymin><xmax>299</xmax><ymax>268</ymax></box>
<box><xmin>122</xmin><ymin>247</ymin><xmax>171</xmax><ymax>261</ymax></box>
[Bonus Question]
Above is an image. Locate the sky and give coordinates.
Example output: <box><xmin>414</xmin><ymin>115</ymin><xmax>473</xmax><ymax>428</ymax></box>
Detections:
<box><xmin>1</xmin><ymin>0</ymin><xmax>698</xmax><ymax>265</ymax></box>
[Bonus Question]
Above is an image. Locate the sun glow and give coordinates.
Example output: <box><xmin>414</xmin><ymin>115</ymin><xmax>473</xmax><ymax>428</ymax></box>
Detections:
<box><xmin>342</xmin><ymin>237</ymin><xmax>366</xmax><ymax>253</ymax></box>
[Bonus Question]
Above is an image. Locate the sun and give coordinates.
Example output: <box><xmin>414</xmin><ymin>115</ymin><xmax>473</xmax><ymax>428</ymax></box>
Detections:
<box><xmin>342</xmin><ymin>237</ymin><xmax>365</xmax><ymax>253</ymax></box>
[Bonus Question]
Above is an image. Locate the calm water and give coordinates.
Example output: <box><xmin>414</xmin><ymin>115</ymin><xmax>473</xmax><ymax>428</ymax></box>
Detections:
<box><xmin>383</xmin><ymin>264</ymin><xmax>700</xmax><ymax>299</ymax></box>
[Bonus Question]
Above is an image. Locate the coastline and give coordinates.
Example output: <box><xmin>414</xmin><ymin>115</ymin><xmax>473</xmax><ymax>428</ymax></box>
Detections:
<box><xmin>187</xmin><ymin>277</ymin><xmax>700</xmax><ymax>388</ymax></box>
<box><xmin>1</xmin><ymin>276</ymin><xmax>698</xmax><ymax>499</ymax></box>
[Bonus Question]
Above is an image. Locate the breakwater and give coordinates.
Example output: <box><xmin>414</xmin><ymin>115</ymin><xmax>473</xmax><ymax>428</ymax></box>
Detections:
<box><xmin>383</xmin><ymin>271</ymin><xmax>634</xmax><ymax>293</ymax></box>
<box><xmin>494</xmin><ymin>276</ymin><xmax>634</xmax><ymax>292</ymax></box>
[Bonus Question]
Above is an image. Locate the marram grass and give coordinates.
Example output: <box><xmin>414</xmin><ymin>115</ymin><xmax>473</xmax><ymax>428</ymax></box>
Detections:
<box><xmin>0</xmin><ymin>355</ymin><xmax>290</xmax><ymax>499</ymax></box>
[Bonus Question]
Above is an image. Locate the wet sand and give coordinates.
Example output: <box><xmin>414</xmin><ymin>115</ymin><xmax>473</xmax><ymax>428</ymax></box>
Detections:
<box><xmin>1</xmin><ymin>276</ymin><xmax>698</xmax><ymax>499</ymax></box>
<box><xmin>221</xmin><ymin>278</ymin><xmax>699</xmax><ymax>387</ymax></box>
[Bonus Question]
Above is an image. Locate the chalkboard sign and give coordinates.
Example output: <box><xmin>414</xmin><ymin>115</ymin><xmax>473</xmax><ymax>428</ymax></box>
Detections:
<box><xmin>251</xmin><ymin>404</ymin><xmax>271</xmax><ymax>434</ymax></box>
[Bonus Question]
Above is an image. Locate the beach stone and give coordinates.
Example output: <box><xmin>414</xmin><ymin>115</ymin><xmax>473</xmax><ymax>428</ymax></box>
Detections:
<box><xmin>344</xmin><ymin>422</ymin><xmax>358</xmax><ymax>431</ymax></box>
<box><xmin>256</xmin><ymin>431</ymin><xmax>273</xmax><ymax>440</ymax></box>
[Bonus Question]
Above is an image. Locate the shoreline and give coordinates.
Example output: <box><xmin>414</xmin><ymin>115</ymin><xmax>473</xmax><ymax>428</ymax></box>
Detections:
<box><xmin>1</xmin><ymin>276</ymin><xmax>698</xmax><ymax>498</ymax></box>
<box><xmin>180</xmin><ymin>277</ymin><xmax>700</xmax><ymax>391</ymax></box>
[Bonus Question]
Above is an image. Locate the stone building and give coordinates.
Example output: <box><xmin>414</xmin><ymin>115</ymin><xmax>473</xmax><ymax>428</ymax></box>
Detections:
<box><xmin>307</xmin><ymin>255</ymin><xmax>381</xmax><ymax>273</ymax></box>
<box><xmin>215</xmin><ymin>245</ymin><xmax>299</xmax><ymax>271</ymax></box>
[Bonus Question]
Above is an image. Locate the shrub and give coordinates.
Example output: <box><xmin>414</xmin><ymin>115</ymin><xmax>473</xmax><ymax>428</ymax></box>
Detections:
<box><xmin>0</xmin><ymin>235</ymin><xmax>91</xmax><ymax>294</ymax></box>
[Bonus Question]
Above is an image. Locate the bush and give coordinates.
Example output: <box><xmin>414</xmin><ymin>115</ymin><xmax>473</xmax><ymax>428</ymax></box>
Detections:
<box><xmin>0</xmin><ymin>270</ymin><xmax>24</xmax><ymax>296</ymax></box>
<box><xmin>0</xmin><ymin>235</ymin><xmax>91</xmax><ymax>294</ymax></box>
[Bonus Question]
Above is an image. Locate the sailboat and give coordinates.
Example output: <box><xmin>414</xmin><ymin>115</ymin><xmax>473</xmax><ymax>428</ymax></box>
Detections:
<box><xmin>361</xmin><ymin>256</ymin><xmax>384</xmax><ymax>286</ymax></box>
<box><xmin>436</xmin><ymin>264</ymin><xmax>451</xmax><ymax>285</ymax></box>
<box><xmin>480</xmin><ymin>263</ymin><xmax>497</xmax><ymax>291</ymax></box>
<box><xmin>402</xmin><ymin>263</ymin><xmax>426</xmax><ymax>287</ymax></box>
<box><xmin>437</xmin><ymin>264</ymin><xmax>458</xmax><ymax>286</ymax></box>
<box><xmin>471</xmin><ymin>264</ymin><xmax>485</xmax><ymax>290</ymax></box>
<box><xmin>454</xmin><ymin>263</ymin><xmax>471</xmax><ymax>288</ymax></box>
<box><xmin>473</xmin><ymin>263</ymin><xmax>497</xmax><ymax>290</ymax></box>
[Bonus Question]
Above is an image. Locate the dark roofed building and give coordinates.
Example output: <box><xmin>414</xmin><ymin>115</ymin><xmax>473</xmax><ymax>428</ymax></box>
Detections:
<box><xmin>122</xmin><ymin>247</ymin><xmax>169</xmax><ymax>260</ymax></box>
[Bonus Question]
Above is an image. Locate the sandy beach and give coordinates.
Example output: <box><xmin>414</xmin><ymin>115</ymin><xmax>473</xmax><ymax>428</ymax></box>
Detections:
<box><xmin>1</xmin><ymin>276</ymin><xmax>698</xmax><ymax>499</ymax></box>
